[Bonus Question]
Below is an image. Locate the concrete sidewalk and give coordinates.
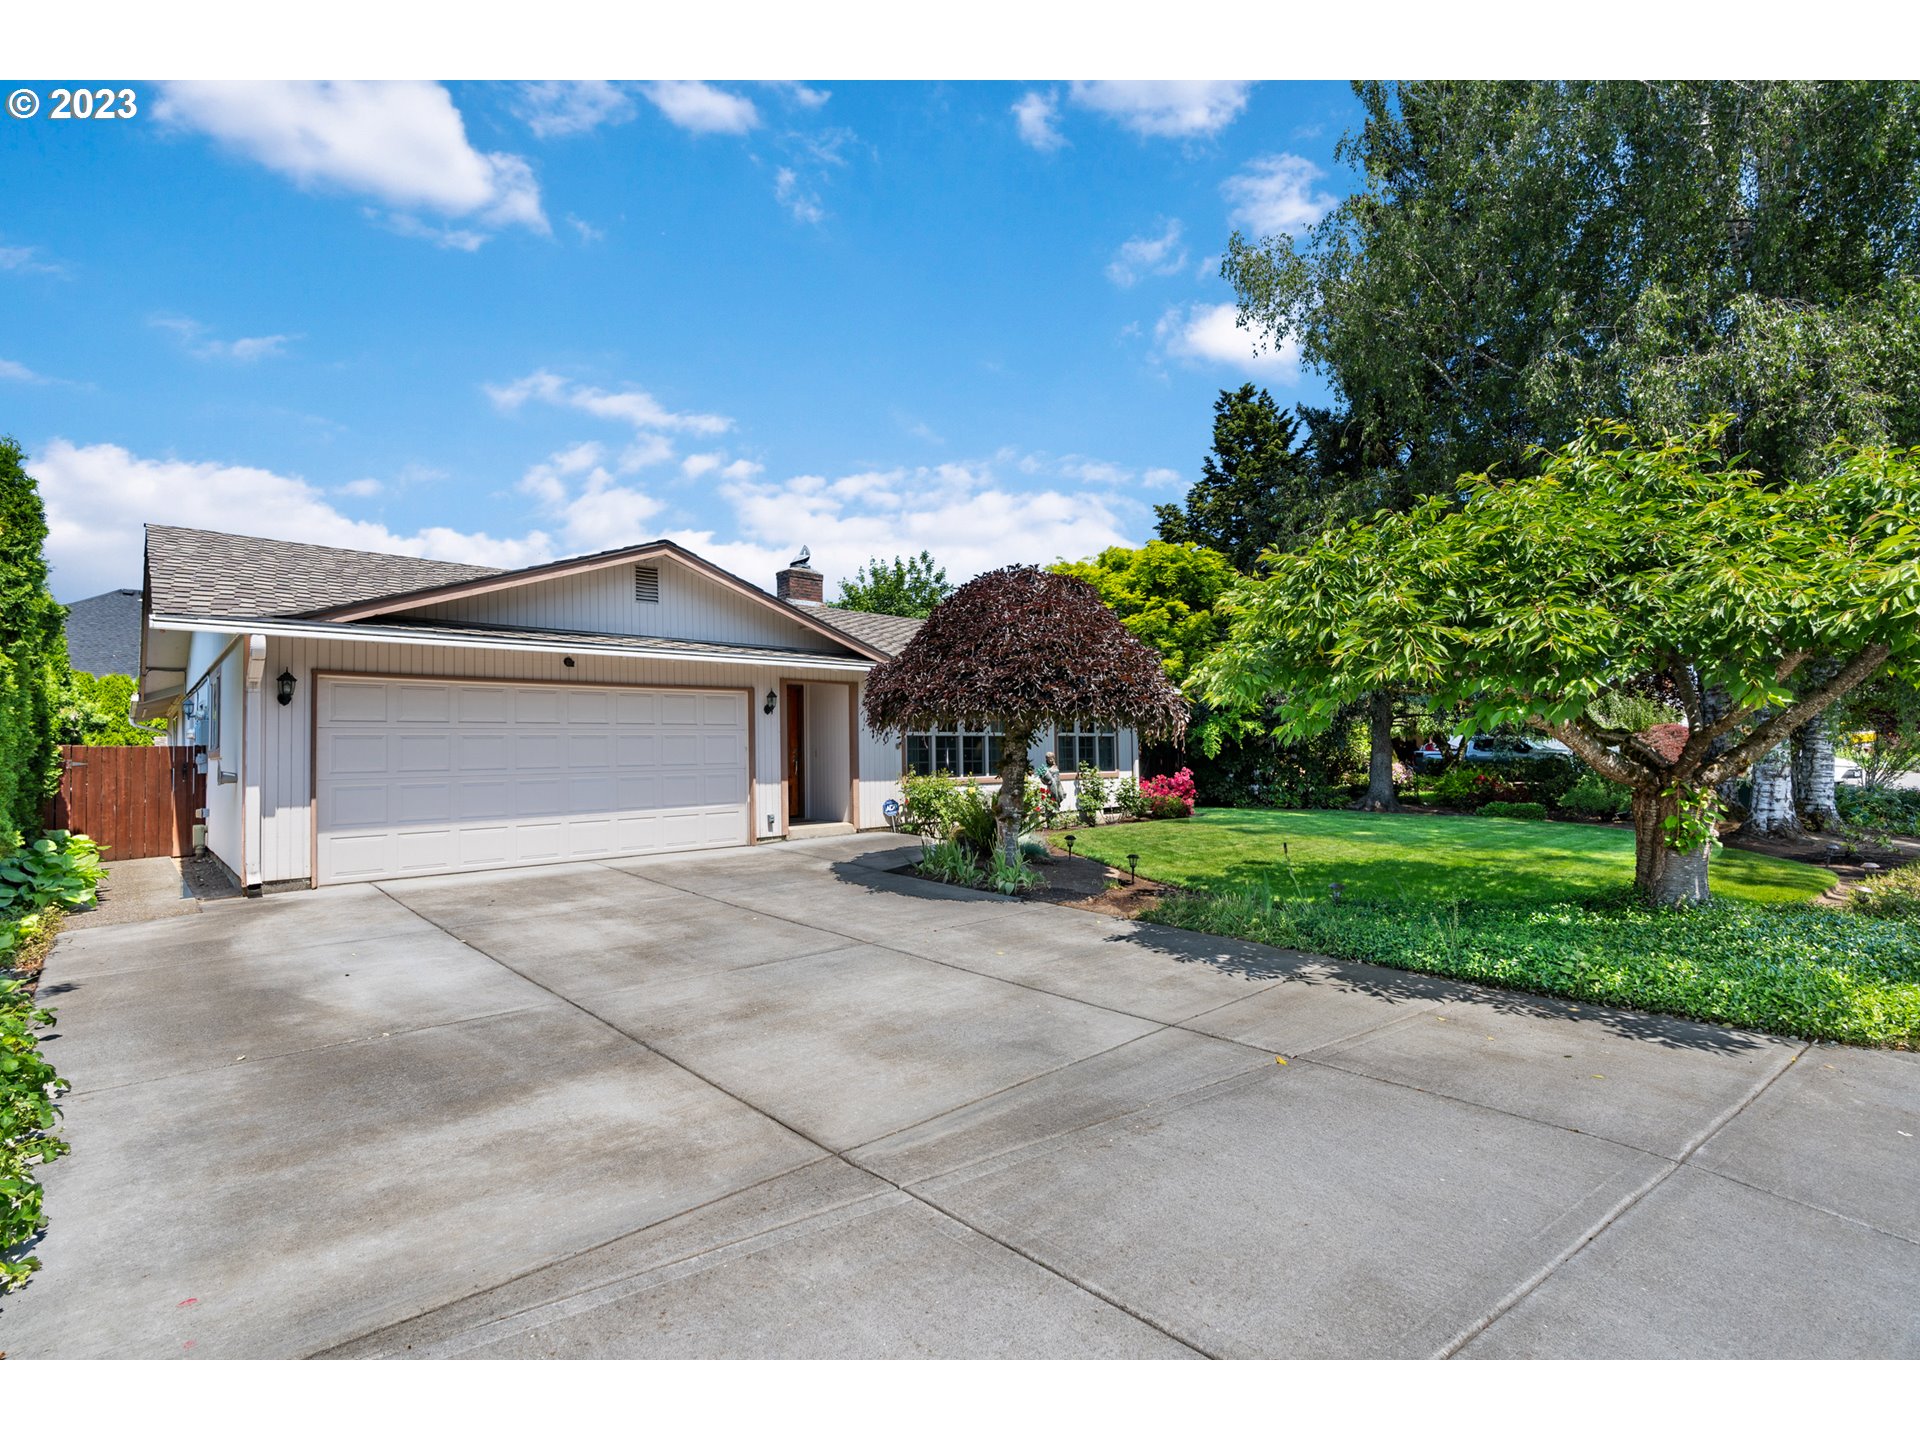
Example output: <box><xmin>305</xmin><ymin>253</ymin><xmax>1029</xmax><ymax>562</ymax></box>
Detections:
<box><xmin>5</xmin><ymin>833</ymin><xmax>1916</xmax><ymax>1358</ymax></box>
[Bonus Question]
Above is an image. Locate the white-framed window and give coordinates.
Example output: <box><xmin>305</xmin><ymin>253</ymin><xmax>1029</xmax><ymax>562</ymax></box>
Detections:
<box><xmin>1056</xmin><ymin>718</ymin><xmax>1117</xmax><ymax>772</ymax></box>
<box><xmin>904</xmin><ymin>723</ymin><xmax>1005</xmax><ymax>779</ymax></box>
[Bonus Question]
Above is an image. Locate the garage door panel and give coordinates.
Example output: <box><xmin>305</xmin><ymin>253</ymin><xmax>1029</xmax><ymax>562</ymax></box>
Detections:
<box><xmin>318</xmin><ymin>679</ymin><xmax>751</xmax><ymax>885</ymax></box>
<box><xmin>394</xmin><ymin>685</ymin><xmax>451</xmax><ymax>723</ymax></box>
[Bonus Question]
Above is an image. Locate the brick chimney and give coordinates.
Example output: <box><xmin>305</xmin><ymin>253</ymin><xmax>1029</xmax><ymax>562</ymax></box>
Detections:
<box><xmin>775</xmin><ymin>546</ymin><xmax>823</xmax><ymax>604</ymax></box>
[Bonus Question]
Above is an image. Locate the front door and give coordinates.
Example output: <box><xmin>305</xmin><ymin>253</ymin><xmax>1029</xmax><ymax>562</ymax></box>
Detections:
<box><xmin>786</xmin><ymin>683</ymin><xmax>804</xmax><ymax>821</ymax></box>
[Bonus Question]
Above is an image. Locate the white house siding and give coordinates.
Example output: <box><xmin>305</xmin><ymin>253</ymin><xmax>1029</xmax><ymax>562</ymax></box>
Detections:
<box><xmin>253</xmin><ymin>634</ymin><xmax>888</xmax><ymax>885</ymax></box>
<box><xmin>396</xmin><ymin>555</ymin><xmax>838</xmax><ymax>653</ymax></box>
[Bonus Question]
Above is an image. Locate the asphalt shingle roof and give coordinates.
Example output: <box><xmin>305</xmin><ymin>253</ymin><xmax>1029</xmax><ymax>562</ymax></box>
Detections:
<box><xmin>64</xmin><ymin>588</ymin><xmax>144</xmax><ymax>676</ymax></box>
<box><xmin>145</xmin><ymin>525</ymin><xmax>503</xmax><ymax>621</ymax></box>
<box><xmin>807</xmin><ymin>604</ymin><xmax>924</xmax><ymax>659</ymax></box>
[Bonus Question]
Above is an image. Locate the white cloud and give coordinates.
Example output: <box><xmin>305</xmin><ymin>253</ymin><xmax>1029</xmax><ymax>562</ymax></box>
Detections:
<box><xmin>640</xmin><ymin>81</ymin><xmax>760</xmax><ymax>136</ymax></box>
<box><xmin>379</xmin><ymin>212</ymin><xmax>490</xmax><ymax>251</ymax></box>
<box><xmin>517</xmin><ymin>81</ymin><xmax>636</xmax><ymax>139</ymax></box>
<box><xmin>774</xmin><ymin>168</ymin><xmax>825</xmax><ymax>225</ymax></box>
<box><xmin>681</xmin><ymin>453</ymin><xmax>723</xmax><ymax>479</ymax></box>
<box><xmin>155</xmin><ymin>82</ymin><xmax>547</xmax><ymax>241</ymax></box>
<box><xmin>719</xmin><ymin>458</ymin><xmax>763</xmax><ymax>481</ymax></box>
<box><xmin>1222</xmin><ymin>153</ymin><xmax>1336</xmax><ymax>237</ymax></box>
<box><xmin>1144</xmin><ymin>467</ymin><xmax>1182</xmax><ymax>489</ymax></box>
<box><xmin>567</xmin><ymin>215</ymin><xmax>606</xmax><ymax>243</ymax></box>
<box><xmin>673</xmin><ymin>458</ymin><xmax>1138</xmax><ymax>595</ymax></box>
<box><xmin>1057</xmin><ymin>456</ymin><xmax>1134</xmax><ymax>486</ymax></box>
<box><xmin>337</xmin><ymin>477</ymin><xmax>383</xmax><ymax>497</ymax></box>
<box><xmin>1</xmin><ymin>358</ymin><xmax>48</xmax><ymax>383</ymax></box>
<box><xmin>1011</xmin><ymin>90</ymin><xmax>1067</xmax><ymax>152</ymax></box>
<box><xmin>513</xmin><ymin>442</ymin><xmax>667</xmax><ymax>550</ymax></box>
<box><xmin>33</xmin><ymin>439</ymin><xmax>557</xmax><ymax>601</ymax></box>
<box><xmin>773</xmin><ymin>83</ymin><xmax>832</xmax><ymax>110</ymax></box>
<box><xmin>151</xmin><ymin>314</ymin><xmax>295</xmax><ymax>362</ymax></box>
<box><xmin>0</xmin><ymin>243</ymin><xmax>66</xmax><ymax>277</ymax></box>
<box><xmin>485</xmin><ymin>370</ymin><xmax>732</xmax><ymax>436</ymax></box>
<box><xmin>1154</xmin><ymin>302</ymin><xmax>1300</xmax><ymax>380</ymax></box>
<box><xmin>1068</xmin><ymin>82</ymin><xmax>1252</xmax><ymax>139</ymax></box>
<box><xmin>1105</xmin><ymin>218</ymin><xmax>1188</xmax><ymax>287</ymax></box>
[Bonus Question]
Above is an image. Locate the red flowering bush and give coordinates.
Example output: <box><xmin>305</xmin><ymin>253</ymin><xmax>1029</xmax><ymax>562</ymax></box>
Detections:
<box><xmin>1140</xmin><ymin>768</ymin><xmax>1197</xmax><ymax>807</ymax></box>
<box><xmin>1147</xmin><ymin>793</ymin><xmax>1192</xmax><ymax>819</ymax></box>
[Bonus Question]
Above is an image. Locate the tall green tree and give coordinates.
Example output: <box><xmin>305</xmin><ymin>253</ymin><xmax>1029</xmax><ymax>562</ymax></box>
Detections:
<box><xmin>1197</xmin><ymin>422</ymin><xmax>1920</xmax><ymax>906</ymax></box>
<box><xmin>835</xmin><ymin>551</ymin><xmax>953</xmax><ymax>618</ymax></box>
<box><xmin>1154</xmin><ymin>385</ymin><xmax>1319</xmax><ymax>571</ymax></box>
<box><xmin>57</xmin><ymin>671</ymin><xmax>166</xmax><ymax>747</ymax></box>
<box><xmin>1048</xmin><ymin>541</ymin><xmax>1238</xmax><ymax>690</ymax></box>
<box><xmin>0</xmin><ymin>438</ymin><xmax>68</xmax><ymax>839</ymax></box>
<box><xmin>1225</xmin><ymin>81</ymin><xmax>1920</xmax><ymax>495</ymax></box>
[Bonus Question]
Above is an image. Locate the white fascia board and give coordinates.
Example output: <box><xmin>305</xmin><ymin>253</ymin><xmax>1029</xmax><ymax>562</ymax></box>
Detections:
<box><xmin>145</xmin><ymin>615</ymin><xmax>876</xmax><ymax>673</ymax></box>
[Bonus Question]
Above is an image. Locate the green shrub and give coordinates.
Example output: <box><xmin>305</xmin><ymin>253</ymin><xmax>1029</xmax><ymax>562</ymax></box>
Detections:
<box><xmin>1835</xmin><ymin>784</ymin><xmax>1920</xmax><ymax>836</ymax></box>
<box><xmin>900</xmin><ymin>769</ymin><xmax>963</xmax><ymax>838</ymax></box>
<box><xmin>1148</xmin><ymin>887</ymin><xmax>1920</xmax><ymax>1047</ymax></box>
<box><xmin>1478</xmin><ymin>801</ymin><xmax>1548</xmax><ymax>821</ymax></box>
<box><xmin>0</xmin><ymin>831</ymin><xmax>106</xmax><ymax>926</ymax></box>
<box><xmin>918</xmin><ymin>838</ymin><xmax>982</xmax><ymax>887</ymax></box>
<box><xmin>1074</xmin><ymin>762</ymin><xmax>1107</xmax><ymax>826</ymax></box>
<box><xmin>950</xmin><ymin>784</ymin><xmax>1000</xmax><ymax>858</ymax></box>
<box><xmin>1018</xmin><ymin>838</ymin><xmax>1051</xmax><ymax>863</ymax></box>
<box><xmin>0</xmin><ymin>438</ymin><xmax>68</xmax><ymax>838</ymax></box>
<box><xmin>1114</xmin><ymin>774</ymin><xmax>1149</xmax><ymax>818</ymax></box>
<box><xmin>985</xmin><ymin>852</ymin><xmax>1039</xmax><ymax>895</ymax></box>
<box><xmin>1148</xmin><ymin>793</ymin><xmax>1192</xmax><ymax>819</ymax></box>
<box><xmin>2</xmin><ymin>966</ymin><xmax>69</xmax><ymax>1292</ymax></box>
<box><xmin>1558</xmin><ymin>772</ymin><xmax>1632</xmax><ymax>819</ymax></box>
<box><xmin>1024</xmin><ymin>775</ymin><xmax>1062</xmax><ymax>830</ymax></box>
<box><xmin>1851</xmin><ymin>864</ymin><xmax>1920</xmax><ymax>919</ymax></box>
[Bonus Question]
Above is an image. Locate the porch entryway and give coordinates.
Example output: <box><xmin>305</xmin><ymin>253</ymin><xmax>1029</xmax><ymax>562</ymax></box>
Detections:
<box><xmin>782</xmin><ymin>679</ymin><xmax>856</xmax><ymax>835</ymax></box>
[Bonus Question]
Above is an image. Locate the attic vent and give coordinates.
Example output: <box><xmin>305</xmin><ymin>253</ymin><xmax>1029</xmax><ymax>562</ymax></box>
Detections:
<box><xmin>633</xmin><ymin>564</ymin><xmax>660</xmax><ymax>603</ymax></box>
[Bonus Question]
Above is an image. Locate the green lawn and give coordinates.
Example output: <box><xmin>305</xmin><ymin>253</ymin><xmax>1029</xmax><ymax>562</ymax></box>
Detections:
<box><xmin>1065</xmin><ymin>807</ymin><xmax>1833</xmax><ymax>907</ymax></box>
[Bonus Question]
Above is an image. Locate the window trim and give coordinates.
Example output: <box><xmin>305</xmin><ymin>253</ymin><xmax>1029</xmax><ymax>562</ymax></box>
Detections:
<box><xmin>900</xmin><ymin>721</ymin><xmax>1007</xmax><ymax>780</ymax></box>
<box><xmin>1054</xmin><ymin>718</ymin><xmax>1120</xmax><ymax>775</ymax></box>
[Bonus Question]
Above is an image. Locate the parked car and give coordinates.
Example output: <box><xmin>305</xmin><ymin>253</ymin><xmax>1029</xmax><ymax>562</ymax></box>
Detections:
<box><xmin>1454</xmin><ymin>734</ymin><xmax>1574</xmax><ymax>764</ymax></box>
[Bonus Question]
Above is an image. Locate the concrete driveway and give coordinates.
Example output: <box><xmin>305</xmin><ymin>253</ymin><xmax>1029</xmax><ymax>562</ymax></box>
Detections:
<box><xmin>5</xmin><ymin>833</ymin><xmax>1916</xmax><ymax>1359</ymax></box>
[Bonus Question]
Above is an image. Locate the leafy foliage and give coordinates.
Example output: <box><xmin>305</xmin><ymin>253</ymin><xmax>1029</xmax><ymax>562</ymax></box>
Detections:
<box><xmin>1850</xmin><ymin>863</ymin><xmax>1920</xmax><ymax>920</ymax></box>
<box><xmin>1048</xmin><ymin>541</ymin><xmax>1238</xmax><ymax>689</ymax></box>
<box><xmin>836</xmin><ymin>551</ymin><xmax>953</xmax><ymax>618</ymax></box>
<box><xmin>2</xmin><ymin>969</ymin><xmax>69</xmax><ymax>1292</ymax></box>
<box><xmin>56</xmin><ymin>671</ymin><xmax>165</xmax><ymax>747</ymax></box>
<box><xmin>0</xmin><ymin>438</ymin><xmax>68</xmax><ymax>838</ymax></box>
<box><xmin>864</xmin><ymin>566</ymin><xmax>1188</xmax><ymax>862</ymax></box>
<box><xmin>1114</xmin><ymin>774</ymin><xmax>1149</xmax><ymax>819</ymax></box>
<box><xmin>1073</xmin><ymin>762</ymin><xmax>1106</xmax><ymax>826</ymax></box>
<box><xmin>1154</xmin><ymin>387</ymin><xmax>1323</xmax><ymax>569</ymax></box>
<box><xmin>984</xmin><ymin>852</ymin><xmax>1039</xmax><ymax>895</ymax></box>
<box><xmin>949</xmin><ymin>784</ymin><xmax>1001</xmax><ymax>859</ymax></box>
<box><xmin>1150</xmin><ymin>888</ymin><xmax>1920</xmax><ymax>1047</ymax></box>
<box><xmin>0</xmin><ymin>831</ymin><xmax>106</xmax><ymax>936</ymax></box>
<box><xmin>916</xmin><ymin>838</ymin><xmax>982</xmax><ymax>888</ymax></box>
<box><xmin>1225</xmin><ymin>81</ymin><xmax>1920</xmax><ymax>498</ymax></box>
<box><xmin>1834</xmin><ymin>783</ymin><xmax>1920</xmax><ymax>835</ymax></box>
<box><xmin>1198</xmin><ymin>421</ymin><xmax>1920</xmax><ymax>900</ymax></box>
<box><xmin>1558</xmin><ymin>772</ymin><xmax>1633</xmax><ymax>819</ymax></box>
<box><xmin>1140</xmin><ymin>769</ymin><xmax>1198</xmax><ymax>808</ymax></box>
<box><xmin>1477</xmin><ymin>801</ymin><xmax>1549</xmax><ymax>821</ymax></box>
<box><xmin>1022</xmin><ymin>774</ymin><xmax>1062</xmax><ymax>830</ymax></box>
<box><xmin>898</xmin><ymin>769</ymin><xmax>965</xmax><ymax>838</ymax></box>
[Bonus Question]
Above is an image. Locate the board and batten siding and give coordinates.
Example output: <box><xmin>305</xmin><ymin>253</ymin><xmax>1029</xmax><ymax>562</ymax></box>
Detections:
<box><xmin>397</xmin><ymin>555</ymin><xmax>843</xmax><ymax>653</ymax></box>
<box><xmin>254</xmin><ymin>635</ymin><xmax>900</xmax><ymax>885</ymax></box>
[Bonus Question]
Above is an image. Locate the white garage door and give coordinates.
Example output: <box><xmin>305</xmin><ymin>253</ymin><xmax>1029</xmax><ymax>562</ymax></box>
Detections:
<box><xmin>316</xmin><ymin>677</ymin><xmax>749</xmax><ymax>885</ymax></box>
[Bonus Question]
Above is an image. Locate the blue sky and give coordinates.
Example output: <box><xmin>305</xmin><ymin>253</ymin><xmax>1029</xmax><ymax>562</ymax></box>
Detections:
<box><xmin>1</xmin><ymin>80</ymin><xmax>1358</xmax><ymax>601</ymax></box>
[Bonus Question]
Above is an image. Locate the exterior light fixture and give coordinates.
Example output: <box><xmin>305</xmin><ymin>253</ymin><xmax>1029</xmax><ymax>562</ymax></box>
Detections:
<box><xmin>1126</xmin><ymin>852</ymin><xmax>1139</xmax><ymax>885</ymax></box>
<box><xmin>1063</xmin><ymin>833</ymin><xmax>1075</xmax><ymax>857</ymax></box>
<box><xmin>563</xmin><ymin>656</ymin><xmax>576</xmax><ymax>668</ymax></box>
<box><xmin>763</xmin><ymin>690</ymin><xmax>778</xmax><ymax>714</ymax></box>
<box><xmin>276</xmin><ymin>670</ymin><xmax>297</xmax><ymax>706</ymax></box>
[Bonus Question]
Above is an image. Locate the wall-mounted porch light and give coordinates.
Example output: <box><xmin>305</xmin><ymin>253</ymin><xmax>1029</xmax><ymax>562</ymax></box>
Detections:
<box><xmin>763</xmin><ymin>689</ymin><xmax>778</xmax><ymax>715</ymax></box>
<box><xmin>276</xmin><ymin>670</ymin><xmax>297</xmax><ymax>707</ymax></box>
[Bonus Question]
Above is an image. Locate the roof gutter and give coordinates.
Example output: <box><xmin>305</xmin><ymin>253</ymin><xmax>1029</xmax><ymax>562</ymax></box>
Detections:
<box><xmin>144</xmin><ymin>615</ymin><xmax>876</xmax><ymax>673</ymax></box>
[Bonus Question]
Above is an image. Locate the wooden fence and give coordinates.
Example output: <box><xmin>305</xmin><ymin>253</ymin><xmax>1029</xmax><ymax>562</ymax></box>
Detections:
<box><xmin>44</xmin><ymin>745</ymin><xmax>203</xmax><ymax>860</ymax></box>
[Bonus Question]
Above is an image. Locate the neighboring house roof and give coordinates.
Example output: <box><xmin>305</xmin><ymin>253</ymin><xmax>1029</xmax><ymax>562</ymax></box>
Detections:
<box><xmin>808</xmin><ymin>604</ymin><xmax>924</xmax><ymax>659</ymax></box>
<box><xmin>145</xmin><ymin>524</ymin><xmax>500</xmax><ymax>621</ymax></box>
<box><xmin>64</xmin><ymin>588</ymin><xmax>144</xmax><ymax>676</ymax></box>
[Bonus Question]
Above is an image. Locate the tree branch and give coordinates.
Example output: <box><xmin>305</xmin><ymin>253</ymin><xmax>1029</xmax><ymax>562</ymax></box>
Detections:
<box><xmin>1701</xmin><ymin>645</ymin><xmax>1892</xmax><ymax>786</ymax></box>
<box><xmin>1543</xmin><ymin>718</ymin><xmax>1652</xmax><ymax>787</ymax></box>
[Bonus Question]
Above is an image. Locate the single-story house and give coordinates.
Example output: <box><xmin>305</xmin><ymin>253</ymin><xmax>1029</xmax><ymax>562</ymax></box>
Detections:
<box><xmin>64</xmin><ymin>587</ymin><xmax>144</xmax><ymax>677</ymax></box>
<box><xmin>134</xmin><ymin>525</ymin><xmax>1143</xmax><ymax>890</ymax></box>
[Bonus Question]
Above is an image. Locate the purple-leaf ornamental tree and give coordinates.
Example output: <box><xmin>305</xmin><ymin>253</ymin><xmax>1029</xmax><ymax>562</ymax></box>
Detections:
<box><xmin>863</xmin><ymin>566</ymin><xmax>1190</xmax><ymax>865</ymax></box>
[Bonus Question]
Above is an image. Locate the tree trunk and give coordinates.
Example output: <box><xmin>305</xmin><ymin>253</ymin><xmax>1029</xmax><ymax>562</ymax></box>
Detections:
<box><xmin>1354</xmin><ymin>691</ymin><xmax>1401</xmax><ymax>812</ymax></box>
<box><xmin>1632</xmin><ymin>788</ymin><xmax>1710</xmax><ymax>906</ymax></box>
<box><xmin>1737</xmin><ymin>738</ymin><xmax>1801</xmax><ymax>839</ymax></box>
<box><xmin>1792</xmin><ymin>714</ymin><xmax>1839</xmax><ymax>831</ymax></box>
<box><xmin>994</xmin><ymin>727</ymin><xmax>1034</xmax><ymax>867</ymax></box>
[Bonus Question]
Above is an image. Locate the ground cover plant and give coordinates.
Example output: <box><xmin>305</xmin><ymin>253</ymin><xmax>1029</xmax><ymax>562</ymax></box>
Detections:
<box><xmin>1069</xmin><ymin>808</ymin><xmax>1829</xmax><ymax>907</ymax></box>
<box><xmin>1148</xmin><ymin>885</ymin><xmax>1920</xmax><ymax>1046</ymax></box>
